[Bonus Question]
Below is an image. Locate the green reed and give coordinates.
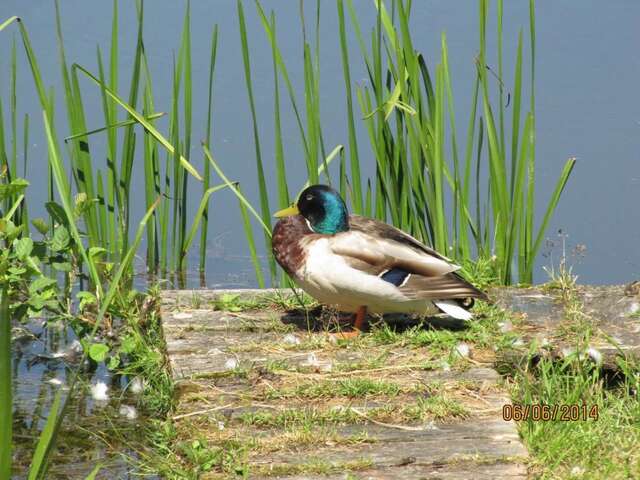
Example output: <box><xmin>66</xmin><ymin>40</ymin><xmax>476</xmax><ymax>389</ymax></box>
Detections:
<box><xmin>1</xmin><ymin>0</ymin><xmax>575</xmax><ymax>285</ymax></box>
<box><xmin>3</xmin><ymin>1</ymin><xmax>221</xmax><ymax>279</ymax></box>
<box><xmin>242</xmin><ymin>0</ymin><xmax>574</xmax><ymax>285</ymax></box>
<box><xmin>0</xmin><ymin>5</ymin><xmax>196</xmax><ymax>474</ymax></box>
<box><xmin>0</xmin><ymin>283</ymin><xmax>10</xmax><ymax>479</ymax></box>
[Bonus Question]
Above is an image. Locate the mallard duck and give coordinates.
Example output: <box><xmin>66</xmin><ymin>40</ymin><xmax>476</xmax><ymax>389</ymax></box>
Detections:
<box><xmin>272</xmin><ymin>185</ymin><xmax>487</xmax><ymax>336</ymax></box>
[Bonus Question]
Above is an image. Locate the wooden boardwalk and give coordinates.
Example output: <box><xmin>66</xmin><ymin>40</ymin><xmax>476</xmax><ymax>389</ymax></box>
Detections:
<box><xmin>160</xmin><ymin>289</ymin><xmax>531</xmax><ymax>479</ymax></box>
<box><xmin>160</xmin><ymin>284</ymin><xmax>639</xmax><ymax>478</ymax></box>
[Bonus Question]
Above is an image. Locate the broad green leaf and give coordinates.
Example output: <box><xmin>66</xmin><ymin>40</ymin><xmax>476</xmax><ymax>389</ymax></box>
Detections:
<box><xmin>88</xmin><ymin>343</ymin><xmax>109</xmax><ymax>363</ymax></box>
<box><xmin>31</xmin><ymin>218</ymin><xmax>49</xmax><ymax>235</ymax></box>
<box><xmin>76</xmin><ymin>291</ymin><xmax>97</xmax><ymax>310</ymax></box>
<box><xmin>88</xmin><ymin>247</ymin><xmax>107</xmax><ymax>259</ymax></box>
<box><xmin>120</xmin><ymin>335</ymin><xmax>136</xmax><ymax>354</ymax></box>
<box><xmin>28</xmin><ymin>276</ymin><xmax>57</xmax><ymax>294</ymax></box>
<box><xmin>45</xmin><ymin>202</ymin><xmax>68</xmax><ymax>226</ymax></box>
<box><xmin>51</xmin><ymin>262</ymin><xmax>72</xmax><ymax>272</ymax></box>
<box><xmin>51</xmin><ymin>226</ymin><xmax>70</xmax><ymax>252</ymax></box>
<box><xmin>14</xmin><ymin>237</ymin><xmax>33</xmax><ymax>259</ymax></box>
<box><xmin>0</xmin><ymin>178</ymin><xmax>28</xmax><ymax>201</ymax></box>
<box><xmin>107</xmin><ymin>355</ymin><xmax>120</xmax><ymax>370</ymax></box>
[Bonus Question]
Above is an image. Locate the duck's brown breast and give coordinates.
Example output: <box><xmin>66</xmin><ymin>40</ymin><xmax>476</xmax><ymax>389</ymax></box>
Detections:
<box><xmin>272</xmin><ymin>215</ymin><xmax>313</xmax><ymax>276</ymax></box>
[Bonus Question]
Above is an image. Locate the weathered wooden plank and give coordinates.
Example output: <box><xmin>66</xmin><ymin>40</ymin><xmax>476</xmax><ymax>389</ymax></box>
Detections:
<box><xmin>161</xmin><ymin>288</ymin><xmax>529</xmax><ymax>479</ymax></box>
<box><xmin>492</xmin><ymin>284</ymin><xmax>640</xmax><ymax>372</ymax></box>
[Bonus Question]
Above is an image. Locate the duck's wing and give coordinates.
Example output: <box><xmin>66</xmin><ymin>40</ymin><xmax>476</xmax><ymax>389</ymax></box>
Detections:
<box><xmin>331</xmin><ymin>215</ymin><xmax>457</xmax><ymax>277</ymax></box>
<box><xmin>329</xmin><ymin>215</ymin><xmax>487</xmax><ymax>301</ymax></box>
<box><xmin>349</xmin><ymin>215</ymin><xmax>453</xmax><ymax>262</ymax></box>
<box><xmin>398</xmin><ymin>271</ymin><xmax>487</xmax><ymax>300</ymax></box>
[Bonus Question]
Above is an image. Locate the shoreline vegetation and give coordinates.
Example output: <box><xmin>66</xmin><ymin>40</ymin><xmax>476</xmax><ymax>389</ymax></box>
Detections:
<box><xmin>2</xmin><ymin>0</ymin><xmax>635</xmax><ymax>479</ymax></box>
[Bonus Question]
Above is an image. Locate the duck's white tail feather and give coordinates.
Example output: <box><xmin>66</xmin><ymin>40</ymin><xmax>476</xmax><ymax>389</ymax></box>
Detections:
<box><xmin>434</xmin><ymin>300</ymin><xmax>473</xmax><ymax>320</ymax></box>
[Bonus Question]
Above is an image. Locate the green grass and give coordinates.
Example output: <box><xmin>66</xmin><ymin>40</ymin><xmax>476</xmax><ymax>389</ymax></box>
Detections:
<box><xmin>264</xmin><ymin>378</ymin><xmax>405</xmax><ymax>400</ymax></box>
<box><xmin>512</xmin><ymin>355</ymin><xmax>640</xmax><ymax>479</ymax></box>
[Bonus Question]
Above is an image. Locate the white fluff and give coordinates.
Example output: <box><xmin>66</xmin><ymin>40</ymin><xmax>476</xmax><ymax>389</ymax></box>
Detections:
<box><xmin>224</xmin><ymin>358</ymin><xmax>238</xmax><ymax>370</ymax></box>
<box><xmin>91</xmin><ymin>381</ymin><xmax>109</xmax><ymax>402</ymax></box>
<box><xmin>304</xmin><ymin>353</ymin><xmax>319</xmax><ymax>367</ymax></box>
<box><xmin>498</xmin><ymin>320</ymin><xmax>513</xmax><ymax>333</ymax></box>
<box><xmin>455</xmin><ymin>342</ymin><xmax>471</xmax><ymax>358</ymax></box>
<box><xmin>69</xmin><ymin>339</ymin><xmax>83</xmax><ymax>354</ymax></box>
<box><xmin>283</xmin><ymin>334</ymin><xmax>301</xmax><ymax>345</ymax></box>
<box><xmin>570</xmin><ymin>466</ymin><xmax>585</xmax><ymax>477</ymax></box>
<box><xmin>434</xmin><ymin>300</ymin><xmax>473</xmax><ymax>320</ymax></box>
<box><xmin>587</xmin><ymin>347</ymin><xmax>602</xmax><ymax>365</ymax></box>
<box><xmin>129</xmin><ymin>377</ymin><xmax>144</xmax><ymax>394</ymax></box>
<box><xmin>119</xmin><ymin>405</ymin><xmax>138</xmax><ymax>420</ymax></box>
<box><xmin>439</xmin><ymin>360</ymin><xmax>451</xmax><ymax>371</ymax></box>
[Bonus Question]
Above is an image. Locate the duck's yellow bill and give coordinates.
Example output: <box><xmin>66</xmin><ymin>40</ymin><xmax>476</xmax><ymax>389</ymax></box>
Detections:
<box><xmin>273</xmin><ymin>205</ymin><xmax>300</xmax><ymax>218</ymax></box>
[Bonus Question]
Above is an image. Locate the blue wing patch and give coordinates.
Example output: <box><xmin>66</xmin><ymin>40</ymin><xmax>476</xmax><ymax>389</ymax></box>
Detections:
<box><xmin>380</xmin><ymin>268</ymin><xmax>410</xmax><ymax>287</ymax></box>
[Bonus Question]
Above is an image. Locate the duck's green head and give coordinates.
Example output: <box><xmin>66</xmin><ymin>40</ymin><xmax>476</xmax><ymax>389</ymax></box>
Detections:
<box><xmin>273</xmin><ymin>185</ymin><xmax>349</xmax><ymax>234</ymax></box>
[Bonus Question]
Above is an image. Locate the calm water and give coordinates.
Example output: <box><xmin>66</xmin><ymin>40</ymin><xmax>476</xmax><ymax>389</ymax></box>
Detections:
<box><xmin>1</xmin><ymin>1</ymin><xmax>639</xmax><ymax>475</ymax></box>
<box><xmin>1</xmin><ymin>1</ymin><xmax>638</xmax><ymax>286</ymax></box>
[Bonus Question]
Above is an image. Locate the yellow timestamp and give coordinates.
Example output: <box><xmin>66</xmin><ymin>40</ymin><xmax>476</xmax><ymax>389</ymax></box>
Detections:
<box><xmin>502</xmin><ymin>404</ymin><xmax>599</xmax><ymax>422</ymax></box>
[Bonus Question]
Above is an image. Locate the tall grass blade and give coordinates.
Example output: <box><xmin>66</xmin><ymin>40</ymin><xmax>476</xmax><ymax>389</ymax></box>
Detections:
<box><xmin>337</xmin><ymin>0</ymin><xmax>363</xmax><ymax>213</ymax></box>
<box><xmin>181</xmin><ymin>183</ymin><xmax>231</xmax><ymax>264</ymax></box>
<box><xmin>269</xmin><ymin>13</ymin><xmax>289</xmax><ymax>211</ymax></box>
<box><xmin>237</xmin><ymin>0</ymin><xmax>273</xmax><ymax>277</ymax></box>
<box><xmin>202</xmin><ymin>143</ymin><xmax>270</xmax><ymax>235</ymax></box>
<box><xmin>10</xmin><ymin>38</ymin><xmax>17</xmax><ymax>181</ymax></box>
<box><xmin>43</xmin><ymin>111</ymin><xmax>102</xmax><ymax>295</ymax></box>
<box><xmin>0</xmin><ymin>16</ymin><xmax>19</xmax><ymax>33</ymax></box>
<box><xmin>54</xmin><ymin>0</ymin><xmax>101</xmax><ymax>247</ymax></box>
<box><xmin>238</xmin><ymin>188</ymin><xmax>265</xmax><ymax>288</ymax></box>
<box><xmin>528</xmin><ymin>157</ymin><xmax>576</xmax><ymax>279</ymax></box>
<box><xmin>0</xmin><ymin>285</ymin><xmax>10</xmax><ymax>480</ymax></box>
<box><xmin>177</xmin><ymin>1</ymin><xmax>193</xmax><ymax>271</ymax></box>
<box><xmin>73</xmin><ymin>64</ymin><xmax>202</xmax><ymax>181</ymax></box>
<box><xmin>510</xmin><ymin>30</ymin><xmax>523</xmax><ymax>200</ymax></box>
<box><xmin>27</xmin><ymin>390</ymin><xmax>63</xmax><ymax>480</ymax></box>
<box><xmin>254</xmin><ymin>0</ymin><xmax>310</xmax><ymax>163</ymax></box>
<box><xmin>63</xmin><ymin>113</ymin><xmax>165</xmax><ymax>142</ymax></box>
<box><xmin>199</xmin><ymin>25</ymin><xmax>219</xmax><ymax>273</ymax></box>
<box><xmin>142</xmin><ymin>69</ymin><xmax>160</xmax><ymax>270</ymax></box>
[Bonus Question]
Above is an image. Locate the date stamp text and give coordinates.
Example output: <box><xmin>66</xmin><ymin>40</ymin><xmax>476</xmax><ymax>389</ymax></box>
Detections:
<box><xmin>502</xmin><ymin>404</ymin><xmax>599</xmax><ymax>422</ymax></box>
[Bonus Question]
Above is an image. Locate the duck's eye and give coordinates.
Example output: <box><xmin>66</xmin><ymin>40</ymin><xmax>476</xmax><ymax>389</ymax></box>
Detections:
<box><xmin>305</xmin><ymin>194</ymin><xmax>313</xmax><ymax>201</ymax></box>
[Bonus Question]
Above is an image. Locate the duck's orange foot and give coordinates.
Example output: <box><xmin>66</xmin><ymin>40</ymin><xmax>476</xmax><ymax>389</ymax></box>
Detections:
<box><xmin>330</xmin><ymin>329</ymin><xmax>361</xmax><ymax>340</ymax></box>
<box><xmin>330</xmin><ymin>306</ymin><xmax>367</xmax><ymax>340</ymax></box>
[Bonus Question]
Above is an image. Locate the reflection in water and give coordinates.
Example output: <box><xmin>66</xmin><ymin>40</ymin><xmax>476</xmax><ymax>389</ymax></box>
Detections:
<box><xmin>12</xmin><ymin>320</ymin><xmax>151</xmax><ymax>479</ymax></box>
